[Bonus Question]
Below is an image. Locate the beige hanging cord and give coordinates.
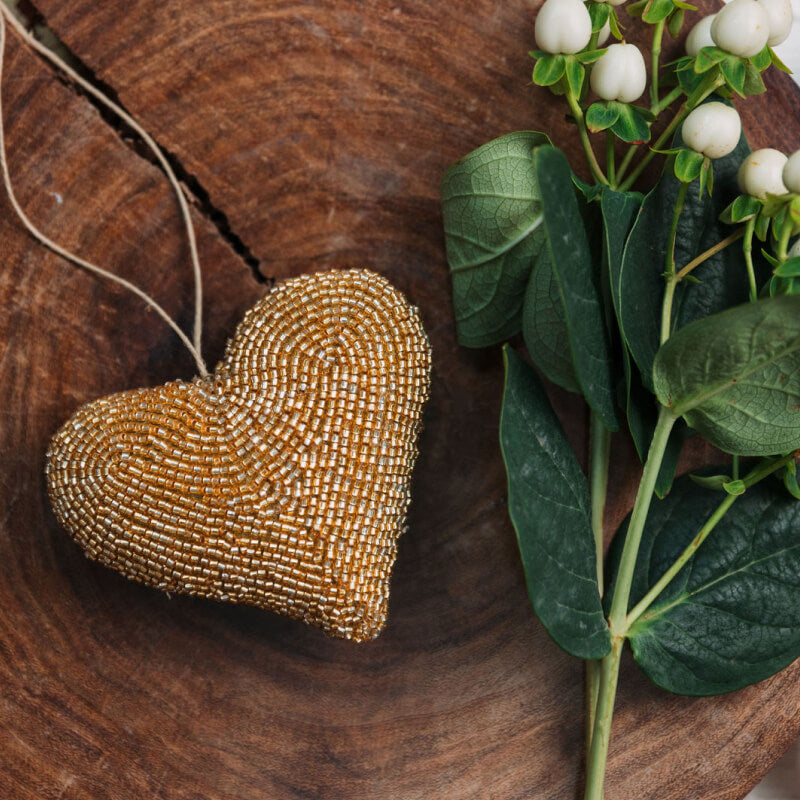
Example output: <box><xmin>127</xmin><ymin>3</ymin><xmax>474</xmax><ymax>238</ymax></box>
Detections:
<box><xmin>0</xmin><ymin>6</ymin><xmax>209</xmax><ymax>377</ymax></box>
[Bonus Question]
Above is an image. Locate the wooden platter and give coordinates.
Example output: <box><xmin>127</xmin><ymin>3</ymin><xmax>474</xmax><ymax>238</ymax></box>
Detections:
<box><xmin>1</xmin><ymin>1</ymin><xmax>800</xmax><ymax>797</ymax></box>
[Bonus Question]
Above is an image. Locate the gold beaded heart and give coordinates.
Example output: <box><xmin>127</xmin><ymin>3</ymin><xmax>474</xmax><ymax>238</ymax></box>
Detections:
<box><xmin>46</xmin><ymin>269</ymin><xmax>431</xmax><ymax>642</ymax></box>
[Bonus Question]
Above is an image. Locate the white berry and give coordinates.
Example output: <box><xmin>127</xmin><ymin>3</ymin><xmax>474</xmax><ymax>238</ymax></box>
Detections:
<box><xmin>738</xmin><ymin>149</ymin><xmax>789</xmax><ymax>198</ymax></box>
<box><xmin>681</xmin><ymin>102</ymin><xmax>742</xmax><ymax>159</ymax></box>
<box><xmin>758</xmin><ymin>0</ymin><xmax>793</xmax><ymax>46</ymax></box>
<box><xmin>783</xmin><ymin>150</ymin><xmax>800</xmax><ymax>193</ymax></box>
<box><xmin>711</xmin><ymin>0</ymin><xmax>770</xmax><ymax>58</ymax></box>
<box><xmin>535</xmin><ymin>0</ymin><xmax>593</xmax><ymax>54</ymax></box>
<box><xmin>590</xmin><ymin>43</ymin><xmax>647</xmax><ymax>103</ymax></box>
<box><xmin>685</xmin><ymin>15</ymin><xmax>716</xmax><ymax>57</ymax></box>
<box><xmin>597</xmin><ymin>19</ymin><xmax>612</xmax><ymax>46</ymax></box>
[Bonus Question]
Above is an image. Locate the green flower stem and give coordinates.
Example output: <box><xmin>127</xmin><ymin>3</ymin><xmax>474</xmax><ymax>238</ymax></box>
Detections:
<box><xmin>618</xmin><ymin>73</ymin><xmax>725</xmax><ymax>192</ymax></box>
<box><xmin>614</xmin><ymin>145</ymin><xmax>638</xmax><ymax>187</ymax></box>
<box><xmin>606</xmin><ymin>131</ymin><xmax>616</xmax><ymax>186</ymax></box>
<box><xmin>625</xmin><ymin>493</ymin><xmax>737</xmax><ymax>627</ymax></box>
<box><xmin>743</xmin><ymin>217</ymin><xmax>758</xmax><ymax>301</ymax></box>
<box><xmin>584</xmin><ymin>407</ymin><xmax>676</xmax><ymax>800</ymax></box>
<box><xmin>649</xmin><ymin>20</ymin><xmax>665</xmax><ymax>109</ymax></box>
<box><xmin>607</xmin><ymin>408</ymin><xmax>676</xmax><ymax>636</ymax></box>
<box><xmin>625</xmin><ymin>453</ymin><xmax>795</xmax><ymax>628</ymax></box>
<box><xmin>660</xmin><ymin>181</ymin><xmax>690</xmax><ymax>344</ymax></box>
<box><xmin>564</xmin><ymin>78</ymin><xmax>610</xmax><ymax>187</ymax></box>
<box><xmin>585</xmin><ymin>661</ymin><xmax>600</xmax><ymax>752</ymax></box>
<box><xmin>652</xmin><ymin>85</ymin><xmax>683</xmax><ymax>115</ymax></box>
<box><xmin>584</xmin><ymin>633</ymin><xmax>623</xmax><ymax>800</ymax></box>
<box><xmin>585</xmin><ymin>415</ymin><xmax>612</xmax><ymax>749</ymax></box>
<box><xmin>589</xmin><ymin>414</ymin><xmax>611</xmax><ymax>596</ymax></box>
<box><xmin>675</xmin><ymin>227</ymin><xmax>746</xmax><ymax>281</ymax></box>
<box><xmin>585</xmin><ymin>414</ymin><xmax>611</xmax><ymax>750</ymax></box>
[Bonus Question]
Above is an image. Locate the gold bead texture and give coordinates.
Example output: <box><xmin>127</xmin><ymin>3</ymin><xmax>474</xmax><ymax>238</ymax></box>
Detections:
<box><xmin>46</xmin><ymin>269</ymin><xmax>432</xmax><ymax>642</ymax></box>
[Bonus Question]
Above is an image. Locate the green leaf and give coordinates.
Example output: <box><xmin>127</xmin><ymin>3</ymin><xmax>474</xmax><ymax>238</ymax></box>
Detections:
<box><xmin>674</xmin><ymin>148</ymin><xmax>705</xmax><ymax>183</ymax></box>
<box><xmin>621</xmin><ymin>475</ymin><xmax>800</xmax><ymax>695</ymax></box>
<box><xmin>772</xmin><ymin>204</ymin><xmax>795</xmax><ymax>241</ymax></box>
<box><xmin>588</xmin><ymin>1</ymin><xmax>611</xmax><ymax>29</ymax></box>
<box><xmin>441</xmin><ymin>131</ymin><xmax>551</xmax><ymax>348</ymax></box>
<box><xmin>783</xmin><ymin>461</ymin><xmax>800</xmax><ymax>499</ymax></box>
<box><xmin>762</xmin><ymin>249</ymin><xmax>781</xmax><ymax>270</ymax></box>
<box><xmin>522</xmin><ymin>252</ymin><xmax>580</xmax><ymax>392</ymax></box>
<box><xmin>755</xmin><ymin>211</ymin><xmax>770</xmax><ymax>241</ymax></box>
<box><xmin>722</xmin><ymin>478</ymin><xmax>746</xmax><ymax>495</ymax></box>
<box><xmin>720</xmin><ymin>55</ymin><xmax>747</xmax><ymax>96</ymax></box>
<box><xmin>642</xmin><ymin>0</ymin><xmax>676</xmax><ymax>22</ymax></box>
<box><xmin>586</xmin><ymin>102</ymin><xmax>620</xmax><ymax>133</ymax></box>
<box><xmin>533</xmin><ymin>53</ymin><xmax>567</xmax><ymax>86</ymax></box>
<box><xmin>626</xmin><ymin>0</ymin><xmax>648</xmax><ymax>17</ymax></box>
<box><xmin>667</xmin><ymin>7</ymin><xmax>685</xmax><ymax>38</ymax></box>
<box><xmin>565</xmin><ymin>57</ymin><xmax>585</xmax><ymax>98</ymax></box>
<box><xmin>743</xmin><ymin>63</ymin><xmax>766</xmax><ymax>95</ymax></box>
<box><xmin>690</xmin><ymin>472</ymin><xmax>731</xmax><ymax>490</ymax></box>
<box><xmin>790</xmin><ymin>196</ymin><xmax>800</xmax><ymax>230</ymax></box>
<box><xmin>617</xmin><ymin>121</ymin><xmax>757</xmax><ymax>389</ymax></box>
<box><xmin>608</xmin><ymin>9</ymin><xmax>623</xmax><ymax>39</ymax></box>
<box><xmin>654</xmin><ymin>296</ymin><xmax>800</xmax><ymax>456</ymax></box>
<box><xmin>776</xmin><ymin>256</ymin><xmax>800</xmax><ymax>278</ymax></box>
<box><xmin>610</xmin><ymin>102</ymin><xmax>651</xmax><ymax>144</ymax></box>
<box><xmin>699</xmin><ymin>156</ymin><xmax>713</xmax><ymax>198</ymax></box>
<box><xmin>694</xmin><ymin>46</ymin><xmax>727</xmax><ymax>73</ymax></box>
<box><xmin>533</xmin><ymin>145</ymin><xmax>620</xmax><ymax>429</ymax></box>
<box><xmin>500</xmin><ymin>347</ymin><xmax>612</xmax><ymax>659</ymax></box>
<box><xmin>770</xmin><ymin>46</ymin><xmax>792</xmax><ymax>73</ymax></box>
<box><xmin>678</xmin><ymin>63</ymin><xmax>706</xmax><ymax>94</ymax></box>
<box><xmin>750</xmin><ymin>46</ymin><xmax>772</xmax><ymax>71</ymax></box>
<box><xmin>575</xmin><ymin>49</ymin><xmax>607</xmax><ymax>65</ymax></box>
<box><xmin>719</xmin><ymin>193</ymin><xmax>762</xmax><ymax>223</ymax></box>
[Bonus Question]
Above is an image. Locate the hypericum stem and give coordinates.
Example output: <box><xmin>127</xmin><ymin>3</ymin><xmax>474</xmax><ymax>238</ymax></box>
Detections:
<box><xmin>625</xmin><ymin>493</ymin><xmax>737</xmax><ymax>627</ymax></box>
<box><xmin>615</xmin><ymin>144</ymin><xmax>638</xmax><ymax>186</ymax></box>
<box><xmin>606</xmin><ymin>131</ymin><xmax>616</xmax><ymax>186</ymax></box>
<box><xmin>585</xmin><ymin>660</ymin><xmax>601</xmax><ymax>752</ymax></box>
<box><xmin>585</xmin><ymin>414</ymin><xmax>611</xmax><ymax>751</ymax></box>
<box><xmin>652</xmin><ymin>85</ymin><xmax>683</xmax><ymax>116</ymax></box>
<box><xmin>564</xmin><ymin>78</ymin><xmax>610</xmax><ymax>187</ymax></box>
<box><xmin>650</xmin><ymin>20</ymin><xmax>665</xmax><ymax>109</ymax></box>
<box><xmin>584</xmin><ymin>634</ymin><xmax>623</xmax><ymax>800</ymax></box>
<box><xmin>675</xmin><ymin>227</ymin><xmax>746</xmax><ymax>282</ymax></box>
<box><xmin>589</xmin><ymin>415</ymin><xmax>611</xmax><ymax>595</ymax></box>
<box><xmin>660</xmin><ymin>181</ymin><xmax>689</xmax><ymax>344</ymax></box>
<box><xmin>607</xmin><ymin>407</ymin><xmax>676</xmax><ymax>634</ymax></box>
<box><xmin>743</xmin><ymin>217</ymin><xmax>758</xmax><ymax>301</ymax></box>
<box><xmin>583</xmin><ymin>408</ymin><xmax>675</xmax><ymax>800</ymax></box>
<box><xmin>624</xmin><ymin>453</ymin><xmax>795</xmax><ymax>628</ymax></box>
<box><xmin>618</xmin><ymin>73</ymin><xmax>725</xmax><ymax>192</ymax></box>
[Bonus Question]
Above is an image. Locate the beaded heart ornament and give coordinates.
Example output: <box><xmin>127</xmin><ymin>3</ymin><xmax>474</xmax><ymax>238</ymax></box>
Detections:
<box><xmin>0</xmin><ymin>10</ymin><xmax>431</xmax><ymax>641</ymax></box>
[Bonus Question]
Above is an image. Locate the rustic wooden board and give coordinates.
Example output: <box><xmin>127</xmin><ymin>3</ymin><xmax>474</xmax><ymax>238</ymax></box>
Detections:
<box><xmin>2</xmin><ymin>1</ymin><xmax>800</xmax><ymax>798</ymax></box>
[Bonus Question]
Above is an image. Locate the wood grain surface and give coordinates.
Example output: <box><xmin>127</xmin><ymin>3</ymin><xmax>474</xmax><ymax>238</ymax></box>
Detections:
<box><xmin>1</xmin><ymin>1</ymin><xmax>800</xmax><ymax>798</ymax></box>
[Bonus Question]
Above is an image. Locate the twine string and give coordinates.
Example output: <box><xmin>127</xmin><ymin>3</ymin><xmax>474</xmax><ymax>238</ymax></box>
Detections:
<box><xmin>0</xmin><ymin>7</ymin><xmax>208</xmax><ymax>377</ymax></box>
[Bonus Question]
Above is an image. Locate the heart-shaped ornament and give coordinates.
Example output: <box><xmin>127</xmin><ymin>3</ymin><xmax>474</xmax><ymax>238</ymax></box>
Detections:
<box><xmin>46</xmin><ymin>269</ymin><xmax>432</xmax><ymax>642</ymax></box>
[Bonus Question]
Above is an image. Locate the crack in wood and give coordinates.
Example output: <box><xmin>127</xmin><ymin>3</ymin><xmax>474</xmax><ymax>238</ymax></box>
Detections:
<box><xmin>10</xmin><ymin>0</ymin><xmax>269</xmax><ymax>288</ymax></box>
